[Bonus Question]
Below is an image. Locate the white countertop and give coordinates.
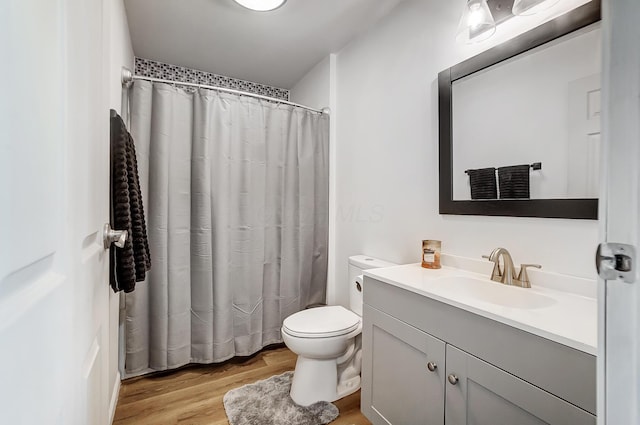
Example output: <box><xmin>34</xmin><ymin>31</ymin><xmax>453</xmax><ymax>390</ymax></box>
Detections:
<box><xmin>364</xmin><ymin>263</ymin><xmax>597</xmax><ymax>355</ymax></box>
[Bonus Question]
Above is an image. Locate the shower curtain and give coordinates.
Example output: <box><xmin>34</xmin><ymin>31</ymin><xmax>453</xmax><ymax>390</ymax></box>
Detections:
<box><xmin>123</xmin><ymin>81</ymin><xmax>329</xmax><ymax>374</ymax></box>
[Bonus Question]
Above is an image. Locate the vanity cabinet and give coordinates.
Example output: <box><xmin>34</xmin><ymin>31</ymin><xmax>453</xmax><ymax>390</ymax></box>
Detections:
<box><xmin>362</xmin><ymin>305</ymin><xmax>445</xmax><ymax>425</ymax></box>
<box><xmin>445</xmin><ymin>345</ymin><xmax>594</xmax><ymax>425</ymax></box>
<box><xmin>361</xmin><ymin>277</ymin><xmax>596</xmax><ymax>425</ymax></box>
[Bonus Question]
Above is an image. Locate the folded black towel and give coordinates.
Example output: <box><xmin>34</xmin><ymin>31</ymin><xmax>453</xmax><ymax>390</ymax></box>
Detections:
<box><xmin>109</xmin><ymin>110</ymin><xmax>151</xmax><ymax>293</ymax></box>
<box><xmin>466</xmin><ymin>167</ymin><xmax>497</xmax><ymax>200</ymax></box>
<box><xmin>498</xmin><ymin>164</ymin><xmax>530</xmax><ymax>199</ymax></box>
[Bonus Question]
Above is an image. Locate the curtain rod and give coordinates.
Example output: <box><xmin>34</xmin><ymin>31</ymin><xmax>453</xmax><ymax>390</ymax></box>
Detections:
<box><xmin>121</xmin><ymin>67</ymin><xmax>328</xmax><ymax>115</ymax></box>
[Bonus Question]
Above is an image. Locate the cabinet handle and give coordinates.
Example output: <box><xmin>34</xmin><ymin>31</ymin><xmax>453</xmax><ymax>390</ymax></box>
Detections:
<box><xmin>448</xmin><ymin>374</ymin><xmax>459</xmax><ymax>385</ymax></box>
<box><xmin>427</xmin><ymin>362</ymin><xmax>437</xmax><ymax>372</ymax></box>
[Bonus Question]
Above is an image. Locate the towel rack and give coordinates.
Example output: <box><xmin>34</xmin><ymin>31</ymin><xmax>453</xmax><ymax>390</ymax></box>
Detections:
<box><xmin>465</xmin><ymin>162</ymin><xmax>542</xmax><ymax>174</ymax></box>
<box><xmin>529</xmin><ymin>162</ymin><xmax>542</xmax><ymax>171</ymax></box>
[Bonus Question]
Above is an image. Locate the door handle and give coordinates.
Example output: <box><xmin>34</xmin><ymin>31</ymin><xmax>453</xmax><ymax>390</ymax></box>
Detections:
<box><xmin>103</xmin><ymin>223</ymin><xmax>128</xmax><ymax>249</ymax></box>
<box><xmin>596</xmin><ymin>242</ymin><xmax>636</xmax><ymax>283</ymax></box>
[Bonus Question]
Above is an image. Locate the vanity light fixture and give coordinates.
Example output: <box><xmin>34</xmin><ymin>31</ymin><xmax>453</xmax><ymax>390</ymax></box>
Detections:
<box><xmin>456</xmin><ymin>0</ymin><xmax>497</xmax><ymax>44</ymax></box>
<box><xmin>233</xmin><ymin>0</ymin><xmax>286</xmax><ymax>12</ymax></box>
<box><xmin>512</xmin><ymin>0</ymin><xmax>562</xmax><ymax>15</ymax></box>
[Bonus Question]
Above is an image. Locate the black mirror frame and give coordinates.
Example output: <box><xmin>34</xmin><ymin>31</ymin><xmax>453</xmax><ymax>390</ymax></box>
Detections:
<box><xmin>438</xmin><ymin>1</ymin><xmax>601</xmax><ymax>220</ymax></box>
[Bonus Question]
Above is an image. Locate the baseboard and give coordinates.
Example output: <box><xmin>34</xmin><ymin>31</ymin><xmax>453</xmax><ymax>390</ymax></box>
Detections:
<box><xmin>109</xmin><ymin>371</ymin><xmax>121</xmax><ymax>424</ymax></box>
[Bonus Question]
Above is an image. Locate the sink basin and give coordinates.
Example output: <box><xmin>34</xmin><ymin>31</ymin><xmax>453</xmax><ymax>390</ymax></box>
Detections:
<box><xmin>433</xmin><ymin>276</ymin><xmax>556</xmax><ymax>309</ymax></box>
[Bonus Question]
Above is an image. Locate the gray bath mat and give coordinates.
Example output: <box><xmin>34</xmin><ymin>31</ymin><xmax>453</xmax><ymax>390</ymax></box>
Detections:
<box><xmin>222</xmin><ymin>371</ymin><xmax>339</xmax><ymax>425</ymax></box>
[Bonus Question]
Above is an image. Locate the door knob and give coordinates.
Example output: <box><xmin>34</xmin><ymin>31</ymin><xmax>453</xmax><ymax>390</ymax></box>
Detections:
<box><xmin>448</xmin><ymin>374</ymin><xmax>459</xmax><ymax>385</ymax></box>
<box><xmin>596</xmin><ymin>242</ymin><xmax>636</xmax><ymax>283</ymax></box>
<box><xmin>103</xmin><ymin>223</ymin><xmax>128</xmax><ymax>249</ymax></box>
<box><xmin>427</xmin><ymin>362</ymin><xmax>437</xmax><ymax>372</ymax></box>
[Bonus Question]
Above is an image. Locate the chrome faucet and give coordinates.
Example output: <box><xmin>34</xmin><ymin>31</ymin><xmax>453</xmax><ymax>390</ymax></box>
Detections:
<box><xmin>484</xmin><ymin>247</ymin><xmax>516</xmax><ymax>285</ymax></box>
<box><xmin>483</xmin><ymin>247</ymin><xmax>541</xmax><ymax>288</ymax></box>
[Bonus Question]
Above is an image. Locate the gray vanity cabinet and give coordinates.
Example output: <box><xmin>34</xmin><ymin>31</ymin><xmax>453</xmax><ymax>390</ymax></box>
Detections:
<box><xmin>361</xmin><ymin>305</ymin><xmax>446</xmax><ymax>425</ymax></box>
<box><xmin>445</xmin><ymin>345</ymin><xmax>596</xmax><ymax>425</ymax></box>
<box><xmin>361</xmin><ymin>277</ymin><xmax>597</xmax><ymax>425</ymax></box>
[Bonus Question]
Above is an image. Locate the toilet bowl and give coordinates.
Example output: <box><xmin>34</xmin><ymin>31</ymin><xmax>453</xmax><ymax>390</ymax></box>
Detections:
<box><xmin>281</xmin><ymin>255</ymin><xmax>397</xmax><ymax>406</ymax></box>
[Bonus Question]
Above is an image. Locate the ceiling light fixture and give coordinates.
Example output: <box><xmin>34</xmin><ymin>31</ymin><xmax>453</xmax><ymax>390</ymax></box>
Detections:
<box><xmin>233</xmin><ymin>0</ymin><xmax>286</xmax><ymax>12</ymax></box>
<box><xmin>512</xmin><ymin>0</ymin><xmax>562</xmax><ymax>16</ymax></box>
<box><xmin>456</xmin><ymin>0</ymin><xmax>497</xmax><ymax>44</ymax></box>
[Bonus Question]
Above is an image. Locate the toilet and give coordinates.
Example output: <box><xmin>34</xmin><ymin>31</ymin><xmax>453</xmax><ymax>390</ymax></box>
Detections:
<box><xmin>281</xmin><ymin>255</ymin><xmax>397</xmax><ymax>406</ymax></box>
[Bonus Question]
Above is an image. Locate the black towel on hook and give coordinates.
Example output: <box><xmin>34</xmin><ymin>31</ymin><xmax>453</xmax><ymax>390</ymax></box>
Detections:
<box><xmin>467</xmin><ymin>167</ymin><xmax>497</xmax><ymax>200</ymax></box>
<box><xmin>109</xmin><ymin>110</ymin><xmax>151</xmax><ymax>293</ymax></box>
<box><xmin>498</xmin><ymin>164</ymin><xmax>530</xmax><ymax>199</ymax></box>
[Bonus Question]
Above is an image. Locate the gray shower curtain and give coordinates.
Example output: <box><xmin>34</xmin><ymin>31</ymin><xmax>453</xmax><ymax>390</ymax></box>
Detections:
<box><xmin>123</xmin><ymin>81</ymin><xmax>329</xmax><ymax>374</ymax></box>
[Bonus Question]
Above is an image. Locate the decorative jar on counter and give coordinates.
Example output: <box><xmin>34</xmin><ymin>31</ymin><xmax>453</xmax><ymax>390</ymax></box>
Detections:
<box><xmin>421</xmin><ymin>240</ymin><xmax>441</xmax><ymax>269</ymax></box>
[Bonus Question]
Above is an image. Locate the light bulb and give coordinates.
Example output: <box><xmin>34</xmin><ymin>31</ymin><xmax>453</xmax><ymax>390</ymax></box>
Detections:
<box><xmin>468</xmin><ymin>4</ymin><xmax>484</xmax><ymax>29</ymax></box>
<box><xmin>233</xmin><ymin>0</ymin><xmax>286</xmax><ymax>12</ymax></box>
<box><xmin>456</xmin><ymin>0</ymin><xmax>496</xmax><ymax>44</ymax></box>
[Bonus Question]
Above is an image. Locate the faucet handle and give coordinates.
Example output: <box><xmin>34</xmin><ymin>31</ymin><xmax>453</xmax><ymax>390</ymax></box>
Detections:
<box><xmin>517</xmin><ymin>264</ymin><xmax>542</xmax><ymax>288</ymax></box>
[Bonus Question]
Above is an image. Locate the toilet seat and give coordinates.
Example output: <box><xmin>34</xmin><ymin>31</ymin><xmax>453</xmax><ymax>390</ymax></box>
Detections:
<box><xmin>282</xmin><ymin>305</ymin><xmax>361</xmax><ymax>338</ymax></box>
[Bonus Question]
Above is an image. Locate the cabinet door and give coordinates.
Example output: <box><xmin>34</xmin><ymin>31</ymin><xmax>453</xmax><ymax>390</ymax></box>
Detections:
<box><xmin>362</xmin><ymin>305</ymin><xmax>446</xmax><ymax>425</ymax></box>
<box><xmin>445</xmin><ymin>345</ymin><xmax>595</xmax><ymax>425</ymax></box>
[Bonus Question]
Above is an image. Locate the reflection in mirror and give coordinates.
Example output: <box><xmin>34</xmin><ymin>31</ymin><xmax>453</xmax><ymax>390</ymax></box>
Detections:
<box><xmin>452</xmin><ymin>24</ymin><xmax>601</xmax><ymax>201</ymax></box>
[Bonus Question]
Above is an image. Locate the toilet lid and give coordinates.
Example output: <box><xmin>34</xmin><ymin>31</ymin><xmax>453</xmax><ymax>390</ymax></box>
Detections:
<box><xmin>282</xmin><ymin>305</ymin><xmax>361</xmax><ymax>338</ymax></box>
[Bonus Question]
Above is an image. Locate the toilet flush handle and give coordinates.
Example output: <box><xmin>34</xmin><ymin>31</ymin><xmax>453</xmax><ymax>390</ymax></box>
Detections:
<box><xmin>355</xmin><ymin>280</ymin><xmax>362</xmax><ymax>292</ymax></box>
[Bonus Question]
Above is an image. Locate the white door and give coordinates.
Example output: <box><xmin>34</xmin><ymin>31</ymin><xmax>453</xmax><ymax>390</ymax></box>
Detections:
<box><xmin>598</xmin><ymin>0</ymin><xmax>640</xmax><ymax>423</ymax></box>
<box><xmin>568</xmin><ymin>73</ymin><xmax>601</xmax><ymax>199</ymax></box>
<box><xmin>1</xmin><ymin>0</ymin><xmax>111</xmax><ymax>424</ymax></box>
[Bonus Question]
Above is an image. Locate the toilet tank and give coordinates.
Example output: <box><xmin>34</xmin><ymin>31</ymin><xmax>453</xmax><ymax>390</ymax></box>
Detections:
<box><xmin>348</xmin><ymin>255</ymin><xmax>397</xmax><ymax>315</ymax></box>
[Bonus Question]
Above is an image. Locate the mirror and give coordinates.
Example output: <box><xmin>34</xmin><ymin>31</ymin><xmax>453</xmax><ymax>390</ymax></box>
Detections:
<box><xmin>439</xmin><ymin>1</ymin><xmax>600</xmax><ymax>219</ymax></box>
<box><xmin>453</xmin><ymin>25</ymin><xmax>601</xmax><ymax>201</ymax></box>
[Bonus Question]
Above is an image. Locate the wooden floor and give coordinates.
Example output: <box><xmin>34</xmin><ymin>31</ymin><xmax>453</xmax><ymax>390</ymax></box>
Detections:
<box><xmin>114</xmin><ymin>346</ymin><xmax>372</xmax><ymax>425</ymax></box>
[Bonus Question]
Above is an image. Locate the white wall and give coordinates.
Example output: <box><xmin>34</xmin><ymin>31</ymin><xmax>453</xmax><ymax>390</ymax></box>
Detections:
<box><xmin>107</xmin><ymin>0</ymin><xmax>134</xmax><ymax>419</ymax></box>
<box><xmin>331</xmin><ymin>0</ymin><xmax>599</xmax><ymax>307</ymax></box>
<box><xmin>290</xmin><ymin>56</ymin><xmax>331</xmax><ymax>110</ymax></box>
<box><xmin>109</xmin><ymin>0</ymin><xmax>134</xmax><ymax>112</ymax></box>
